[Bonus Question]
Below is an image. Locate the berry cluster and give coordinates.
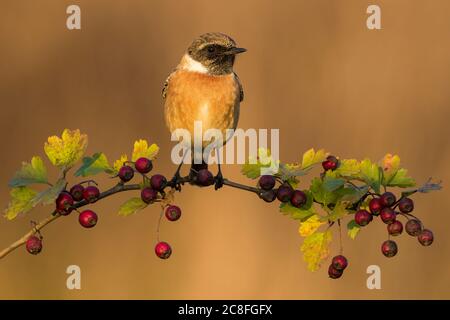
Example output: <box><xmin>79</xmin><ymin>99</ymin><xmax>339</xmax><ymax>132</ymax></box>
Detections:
<box><xmin>328</xmin><ymin>255</ymin><xmax>348</xmax><ymax>279</ymax></box>
<box><xmin>353</xmin><ymin>191</ymin><xmax>433</xmax><ymax>259</ymax></box>
<box><xmin>256</xmin><ymin>175</ymin><xmax>308</xmax><ymax>208</ymax></box>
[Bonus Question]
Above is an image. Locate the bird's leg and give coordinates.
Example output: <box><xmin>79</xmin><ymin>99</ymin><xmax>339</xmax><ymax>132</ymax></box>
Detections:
<box><xmin>168</xmin><ymin>150</ymin><xmax>188</xmax><ymax>191</ymax></box>
<box><xmin>214</xmin><ymin>148</ymin><xmax>224</xmax><ymax>190</ymax></box>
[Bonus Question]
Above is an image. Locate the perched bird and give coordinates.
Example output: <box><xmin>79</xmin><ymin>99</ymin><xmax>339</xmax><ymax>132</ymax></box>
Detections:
<box><xmin>163</xmin><ymin>32</ymin><xmax>246</xmax><ymax>188</ymax></box>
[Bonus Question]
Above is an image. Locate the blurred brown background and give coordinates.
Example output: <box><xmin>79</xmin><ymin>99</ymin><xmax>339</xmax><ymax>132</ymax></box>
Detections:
<box><xmin>0</xmin><ymin>0</ymin><xmax>449</xmax><ymax>299</ymax></box>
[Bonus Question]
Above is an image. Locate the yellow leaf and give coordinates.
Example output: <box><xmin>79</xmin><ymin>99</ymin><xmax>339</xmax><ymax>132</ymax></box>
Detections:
<box><xmin>4</xmin><ymin>187</ymin><xmax>37</xmax><ymax>220</ymax></box>
<box><xmin>299</xmin><ymin>215</ymin><xmax>324</xmax><ymax>237</ymax></box>
<box><xmin>118</xmin><ymin>197</ymin><xmax>148</xmax><ymax>216</ymax></box>
<box><xmin>301</xmin><ymin>148</ymin><xmax>328</xmax><ymax>169</ymax></box>
<box><xmin>113</xmin><ymin>154</ymin><xmax>129</xmax><ymax>173</ymax></box>
<box><xmin>335</xmin><ymin>159</ymin><xmax>361</xmax><ymax>178</ymax></box>
<box><xmin>44</xmin><ymin>129</ymin><xmax>88</xmax><ymax>170</ymax></box>
<box><xmin>300</xmin><ymin>230</ymin><xmax>333</xmax><ymax>272</ymax></box>
<box><xmin>131</xmin><ymin>139</ymin><xmax>159</xmax><ymax>162</ymax></box>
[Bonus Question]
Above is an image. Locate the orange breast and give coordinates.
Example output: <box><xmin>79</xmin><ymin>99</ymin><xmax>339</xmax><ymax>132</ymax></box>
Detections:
<box><xmin>164</xmin><ymin>70</ymin><xmax>240</xmax><ymax>146</ymax></box>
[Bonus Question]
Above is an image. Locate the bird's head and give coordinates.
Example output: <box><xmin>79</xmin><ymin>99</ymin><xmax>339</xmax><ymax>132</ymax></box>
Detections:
<box><xmin>186</xmin><ymin>33</ymin><xmax>246</xmax><ymax>75</ymax></box>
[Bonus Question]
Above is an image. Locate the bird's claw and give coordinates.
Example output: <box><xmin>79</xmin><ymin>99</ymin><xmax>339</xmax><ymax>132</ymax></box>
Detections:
<box><xmin>214</xmin><ymin>172</ymin><xmax>224</xmax><ymax>190</ymax></box>
<box><xmin>168</xmin><ymin>173</ymin><xmax>182</xmax><ymax>192</ymax></box>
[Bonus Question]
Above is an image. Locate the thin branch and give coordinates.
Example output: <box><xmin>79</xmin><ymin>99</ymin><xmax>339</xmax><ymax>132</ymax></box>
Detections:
<box><xmin>0</xmin><ymin>175</ymin><xmax>261</xmax><ymax>260</ymax></box>
<box><xmin>0</xmin><ymin>183</ymin><xmax>141</xmax><ymax>260</ymax></box>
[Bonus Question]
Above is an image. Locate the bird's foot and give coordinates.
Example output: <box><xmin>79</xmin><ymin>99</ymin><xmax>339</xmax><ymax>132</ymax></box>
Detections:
<box><xmin>214</xmin><ymin>171</ymin><xmax>224</xmax><ymax>190</ymax></box>
<box><xmin>168</xmin><ymin>172</ymin><xmax>182</xmax><ymax>192</ymax></box>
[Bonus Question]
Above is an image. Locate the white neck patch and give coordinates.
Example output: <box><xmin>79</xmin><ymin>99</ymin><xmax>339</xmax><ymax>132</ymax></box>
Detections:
<box><xmin>179</xmin><ymin>54</ymin><xmax>209</xmax><ymax>74</ymax></box>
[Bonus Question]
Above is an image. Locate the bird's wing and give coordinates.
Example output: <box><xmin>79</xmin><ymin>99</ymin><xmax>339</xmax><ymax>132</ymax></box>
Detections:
<box><xmin>162</xmin><ymin>70</ymin><xmax>177</xmax><ymax>99</ymax></box>
<box><xmin>234</xmin><ymin>72</ymin><xmax>244</xmax><ymax>102</ymax></box>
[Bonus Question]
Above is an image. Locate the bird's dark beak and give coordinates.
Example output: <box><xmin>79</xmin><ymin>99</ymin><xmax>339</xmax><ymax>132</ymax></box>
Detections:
<box><xmin>223</xmin><ymin>47</ymin><xmax>247</xmax><ymax>55</ymax></box>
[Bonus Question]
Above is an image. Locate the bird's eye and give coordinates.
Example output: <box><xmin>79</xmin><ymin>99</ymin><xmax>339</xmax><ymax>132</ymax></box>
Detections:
<box><xmin>207</xmin><ymin>46</ymin><xmax>216</xmax><ymax>53</ymax></box>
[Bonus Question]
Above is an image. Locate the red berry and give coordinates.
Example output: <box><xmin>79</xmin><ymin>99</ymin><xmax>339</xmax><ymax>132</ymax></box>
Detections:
<box><xmin>78</xmin><ymin>210</ymin><xmax>98</xmax><ymax>228</ymax></box>
<box><xmin>150</xmin><ymin>174</ymin><xmax>167</xmax><ymax>191</ymax></box>
<box><xmin>276</xmin><ymin>184</ymin><xmax>293</xmax><ymax>202</ymax></box>
<box><xmin>331</xmin><ymin>255</ymin><xmax>348</xmax><ymax>271</ymax></box>
<box><xmin>197</xmin><ymin>169</ymin><xmax>214</xmax><ymax>186</ymax></box>
<box><xmin>387</xmin><ymin>220</ymin><xmax>403</xmax><ymax>236</ymax></box>
<box><xmin>290</xmin><ymin>190</ymin><xmax>307</xmax><ymax>208</ymax></box>
<box><xmin>398</xmin><ymin>198</ymin><xmax>414</xmax><ymax>213</ymax></box>
<box><xmin>405</xmin><ymin>219</ymin><xmax>422</xmax><ymax>236</ymax></box>
<box><xmin>165</xmin><ymin>205</ymin><xmax>181</xmax><ymax>222</ymax></box>
<box><xmin>381</xmin><ymin>240</ymin><xmax>398</xmax><ymax>258</ymax></box>
<box><xmin>380</xmin><ymin>192</ymin><xmax>396</xmax><ymax>207</ymax></box>
<box><xmin>260</xmin><ymin>189</ymin><xmax>277</xmax><ymax>203</ymax></box>
<box><xmin>418</xmin><ymin>229</ymin><xmax>434</xmax><ymax>246</ymax></box>
<box><xmin>155</xmin><ymin>241</ymin><xmax>172</xmax><ymax>259</ymax></box>
<box><xmin>69</xmin><ymin>184</ymin><xmax>85</xmax><ymax>202</ymax></box>
<box><xmin>328</xmin><ymin>264</ymin><xmax>343</xmax><ymax>279</ymax></box>
<box><xmin>322</xmin><ymin>160</ymin><xmax>337</xmax><ymax>171</ymax></box>
<box><xmin>83</xmin><ymin>186</ymin><xmax>100</xmax><ymax>203</ymax></box>
<box><xmin>355</xmin><ymin>209</ymin><xmax>372</xmax><ymax>226</ymax></box>
<box><xmin>135</xmin><ymin>157</ymin><xmax>153</xmax><ymax>174</ymax></box>
<box><xmin>380</xmin><ymin>207</ymin><xmax>396</xmax><ymax>224</ymax></box>
<box><xmin>322</xmin><ymin>155</ymin><xmax>338</xmax><ymax>171</ymax></box>
<box><xmin>258</xmin><ymin>175</ymin><xmax>276</xmax><ymax>190</ymax></box>
<box><xmin>118</xmin><ymin>165</ymin><xmax>134</xmax><ymax>182</ymax></box>
<box><xmin>56</xmin><ymin>191</ymin><xmax>74</xmax><ymax>215</ymax></box>
<box><xmin>141</xmin><ymin>187</ymin><xmax>158</xmax><ymax>204</ymax></box>
<box><xmin>369</xmin><ymin>198</ymin><xmax>383</xmax><ymax>215</ymax></box>
<box><xmin>26</xmin><ymin>236</ymin><xmax>42</xmax><ymax>255</ymax></box>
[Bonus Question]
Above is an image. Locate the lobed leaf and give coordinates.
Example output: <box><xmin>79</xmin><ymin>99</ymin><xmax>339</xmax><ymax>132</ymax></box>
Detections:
<box><xmin>30</xmin><ymin>178</ymin><xmax>66</xmax><ymax>207</ymax></box>
<box><xmin>44</xmin><ymin>129</ymin><xmax>88</xmax><ymax>171</ymax></box>
<box><xmin>118</xmin><ymin>197</ymin><xmax>148</xmax><ymax>216</ymax></box>
<box><xmin>132</xmin><ymin>139</ymin><xmax>159</xmax><ymax>162</ymax></box>
<box><xmin>9</xmin><ymin>156</ymin><xmax>48</xmax><ymax>187</ymax></box>
<box><xmin>300</xmin><ymin>230</ymin><xmax>333</xmax><ymax>272</ymax></box>
<box><xmin>4</xmin><ymin>187</ymin><xmax>37</xmax><ymax>220</ymax></box>
<box><xmin>113</xmin><ymin>154</ymin><xmax>129</xmax><ymax>174</ymax></box>
<box><xmin>75</xmin><ymin>152</ymin><xmax>113</xmax><ymax>177</ymax></box>
<box><xmin>301</xmin><ymin>148</ymin><xmax>327</xmax><ymax>170</ymax></box>
<box><xmin>334</xmin><ymin>159</ymin><xmax>361</xmax><ymax>178</ymax></box>
<box><xmin>360</xmin><ymin>159</ymin><xmax>382</xmax><ymax>193</ymax></box>
<box><xmin>241</xmin><ymin>148</ymin><xmax>274</xmax><ymax>179</ymax></box>
<box><xmin>298</xmin><ymin>215</ymin><xmax>324</xmax><ymax>237</ymax></box>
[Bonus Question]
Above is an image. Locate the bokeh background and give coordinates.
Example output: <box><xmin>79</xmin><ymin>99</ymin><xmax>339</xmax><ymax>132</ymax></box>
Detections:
<box><xmin>0</xmin><ymin>0</ymin><xmax>449</xmax><ymax>299</ymax></box>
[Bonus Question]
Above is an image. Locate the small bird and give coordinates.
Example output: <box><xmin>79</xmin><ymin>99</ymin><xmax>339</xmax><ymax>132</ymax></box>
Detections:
<box><xmin>163</xmin><ymin>32</ymin><xmax>246</xmax><ymax>188</ymax></box>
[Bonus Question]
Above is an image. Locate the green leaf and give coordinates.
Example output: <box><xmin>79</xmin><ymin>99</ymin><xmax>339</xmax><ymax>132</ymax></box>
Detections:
<box><xmin>300</xmin><ymin>230</ymin><xmax>333</xmax><ymax>272</ymax></box>
<box><xmin>360</xmin><ymin>159</ymin><xmax>382</xmax><ymax>193</ymax></box>
<box><xmin>9</xmin><ymin>156</ymin><xmax>48</xmax><ymax>187</ymax></box>
<box><xmin>347</xmin><ymin>220</ymin><xmax>361</xmax><ymax>240</ymax></box>
<box><xmin>334</xmin><ymin>159</ymin><xmax>360</xmax><ymax>178</ymax></box>
<box><xmin>301</xmin><ymin>148</ymin><xmax>327</xmax><ymax>170</ymax></box>
<box><xmin>323</xmin><ymin>201</ymin><xmax>347</xmax><ymax>222</ymax></box>
<box><xmin>278</xmin><ymin>163</ymin><xmax>308</xmax><ymax>182</ymax></box>
<box><xmin>118</xmin><ymin>197</ymin><xmax>148</xmax><ymax>216</ymax></box>
<box><xmin>322</xmin><ymin>175</ymin><xmax>345</xmax><ymax>192</ymax></box>
<box><xmin>31</xmin><ymin>178</ymin><xmax>67</xmax><ymax>207</ymax></box>
<box><xmin>338</xmin><ymin>185</ymin><xmax>369</xmax><ymax>203</ymax></box>
<box><xmin>280</xmin><ymin>201</ymin><xmax>315</xmax><ymax>221</ymax></box>
<box><xmin>75</xmin><ymin>152</ymin><xmax>113</xmax><ymax>177</ymax></box>
<box><xmin>380</xmin><ymin>154</ymin><xmax>400</xmax><ymax>186</ymax></box>
<box><xmin>241</xmin><ymin>148</ymin><xmax>274</xmax><ymax>179</ymax></box>
<box><xmin>310</xmin><ymin>178</ymin><xmax>338</xmax><ymax>206</ymax></box>
<box><xmin>387</xmin><ymin>168</ymin><xmax>415</xmax><ymax>188</ymax></box>
<box><xmin>4</xmin><ymin>187</ymin><xmax>38</xmax><ymax>220</ymax></box>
